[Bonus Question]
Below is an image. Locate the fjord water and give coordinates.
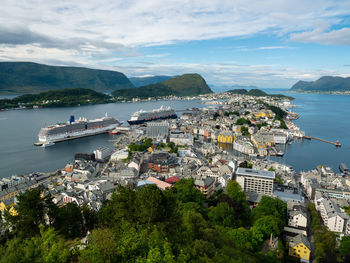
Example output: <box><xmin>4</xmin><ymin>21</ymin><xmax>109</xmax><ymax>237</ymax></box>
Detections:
<box><xmin>267</xmin><ymin>90</ymin><xmax>350</xmax><ymax>172</ymax></box>
<box><xmin>0</xmin><ymin>91</ymin><xmax>349</xmax><ymax>178</ymax></box>
<box><xmin>0</xmin><ymin>100</ymin><xmax>205</xmax><ymax>178</ymax></box>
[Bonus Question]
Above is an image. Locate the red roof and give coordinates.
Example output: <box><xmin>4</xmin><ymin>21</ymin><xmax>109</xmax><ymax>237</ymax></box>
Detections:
<box><xmin>165</xmin><ymin>176</ymin><xmax>179</xmax><ymax>184</ymax></box>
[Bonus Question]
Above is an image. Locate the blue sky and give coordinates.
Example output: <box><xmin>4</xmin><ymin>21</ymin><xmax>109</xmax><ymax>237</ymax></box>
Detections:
<box><xmin>0</xmin><ymin>0</ymin><xmax>350</xmax><ymax>90</ymax></box>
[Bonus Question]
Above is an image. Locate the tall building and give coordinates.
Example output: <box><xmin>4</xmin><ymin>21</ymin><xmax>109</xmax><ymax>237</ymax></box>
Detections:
<box><xmin>236</xmin><ymin>167</ymin><xmax>275</xmax><ymax>196</ymax></box>
<box><xmin>146</xmin><ymin>121</ymin><xmax>169</xmax><ymax>140</ymax></box>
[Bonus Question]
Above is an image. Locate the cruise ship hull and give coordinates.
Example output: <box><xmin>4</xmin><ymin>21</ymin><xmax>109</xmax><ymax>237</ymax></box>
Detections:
<box><xmin>128</xmin><ymin>114</ymin><xmax>177</xmax><ymax>125</ymax></box>
<box><xmin>34</xmin><ymin>125</ymin><xmax>118</xmax><ymax>146</ymax></box>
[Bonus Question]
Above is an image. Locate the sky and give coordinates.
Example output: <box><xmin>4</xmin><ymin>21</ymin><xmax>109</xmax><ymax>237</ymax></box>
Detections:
<box><xmin>0</xmin><ymin>0</ymin><xmax>350</xmax><ymax>90</ymax></box>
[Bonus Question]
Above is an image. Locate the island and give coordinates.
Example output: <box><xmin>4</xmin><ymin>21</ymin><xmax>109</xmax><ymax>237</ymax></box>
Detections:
<box><xmin>112</xmin><ymin>73</ymin><xmax>213</xmax><ymax>99</ymax></box>
<box><xmin>228</xmin><ymin>88</ymin><xmax>294</xmax><ymax>100</ymax></box>
<box><xmin>0</xmin><ymin>88</ymin><xmax>113</xmax><ymax>110</ymax></box>
<box><xmin>290</xmin><ymin>76</ymin><xmax>350</xmax><ymax>94</ymax></box>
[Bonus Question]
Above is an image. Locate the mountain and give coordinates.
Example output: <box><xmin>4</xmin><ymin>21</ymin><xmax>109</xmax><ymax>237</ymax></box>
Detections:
<box><xmin>0</xmin><ymin>62</ymin><xmax>134</xmax><ymax>94</ymax></box>
<box><xmin>290</xmin><ymin>76</ymin><xmax>350</xmax><ymax>92</ymax></box>
<box><xmin>129</xmin><ymin>75</ymin><xmax>173</xmax><ymax>87</ymax></box>
<box><xmin>113</xmin><ymin>73</ymin><xmax>213</xmax><ymax>98</ymax></box>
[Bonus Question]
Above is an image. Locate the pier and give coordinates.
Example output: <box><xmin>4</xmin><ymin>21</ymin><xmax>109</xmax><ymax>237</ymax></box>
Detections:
<box><xmin>303</xmin><ymin>136</ymin><xmax>341</xmax><ymax>147</ymax></box>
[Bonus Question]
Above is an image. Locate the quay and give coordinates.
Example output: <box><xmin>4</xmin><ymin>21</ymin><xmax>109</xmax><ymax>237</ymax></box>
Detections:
<box><xmin>303</xmin><ymin>136</ymin><xmax>341</xmax><ymax>147</ymax></box>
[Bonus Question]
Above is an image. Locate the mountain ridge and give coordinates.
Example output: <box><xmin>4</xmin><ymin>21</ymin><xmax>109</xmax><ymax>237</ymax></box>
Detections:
<box><xmin>0</xmin><ymin>62</ymin><xmax>134</xmax><ymax>94</ymax></box>
<box><xmin>113</xmin><ymin>73</ymin><xmax>213</xmax><ymax>98</ymax></box>
<box><xmin>290</xmin><ymin>76</ymin><xmax>350</xmax><ymax>92</ymax></box>
<box><xmin>129</xmin><ymin>75</ymin><xmax>173</xmax><ymax>87</ymax></box>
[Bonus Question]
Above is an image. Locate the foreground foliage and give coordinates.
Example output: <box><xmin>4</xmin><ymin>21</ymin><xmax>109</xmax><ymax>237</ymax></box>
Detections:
<box><xmin>1</xmin><ymin>180</ymin><xmax>288</xmax><ymax>262</ymax></box>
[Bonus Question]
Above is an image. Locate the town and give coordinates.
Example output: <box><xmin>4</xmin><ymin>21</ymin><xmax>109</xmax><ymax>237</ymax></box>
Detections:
<box><xmin>1</xmin><ymin>91</ymin><xmax>350</xmax><ymax>262</ymax></box>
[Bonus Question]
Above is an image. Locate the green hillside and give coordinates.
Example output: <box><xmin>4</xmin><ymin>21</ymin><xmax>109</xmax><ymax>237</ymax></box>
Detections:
<box><xmin>113</xmin><ymin>73</ymin><xmax>213</xmax><ymax>99</ymax></box>
<box><xmin>0</xmin><ymin>62</ymin><xmax>134</xmax><ymax>94</ymax></box>
<box><xmin>290</xmin><ymin>76</ymin><xmax>350</xmax><ymax>92</ymax></box>
<box><xmin>0</xmin><ymin>88</ymin><xmax>112</xmax><ymax>109</ymax></box>
<box><xmin>129</xmin><ymin>75</ymin><xmax>173</xmax><ymax>87</ymax></box>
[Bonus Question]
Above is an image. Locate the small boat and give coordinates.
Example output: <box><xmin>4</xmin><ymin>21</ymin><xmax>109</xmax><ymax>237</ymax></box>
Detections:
<box><xmin>42</xmin><ymin>141</ymin><xmax>55</xmax><ymax>147</ymax></box>
<box><xmin>276</xmin><ymin>151</ymin><xmax>284</xmax><ymax>156</ymax></box>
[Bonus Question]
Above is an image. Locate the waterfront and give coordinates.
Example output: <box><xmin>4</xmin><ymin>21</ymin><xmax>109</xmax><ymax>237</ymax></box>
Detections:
<box><xmin>0</xmin><ymin>91</ymin><xmax>350</xmax><ymax>177</ymax></box>
<box><xmin>0</xmin><ymin>100</ymin><xmax>205</xmax><ymax>178</ymax></box>
<box><xmin>268</xmin><ymin>89</ymin><xmax>350</xmax><ymax>172</ymax></box>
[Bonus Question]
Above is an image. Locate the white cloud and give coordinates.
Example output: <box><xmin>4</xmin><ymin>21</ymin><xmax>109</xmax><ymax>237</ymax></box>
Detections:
<box><xmin>0</xmin><ymin>0</ymin><xmax>349</xmax><ymax>86</ymax></box>
<box><xmin>290</xmin><ymin>26</ymin><xmax>350</xmax><ymax>46</ymax></box>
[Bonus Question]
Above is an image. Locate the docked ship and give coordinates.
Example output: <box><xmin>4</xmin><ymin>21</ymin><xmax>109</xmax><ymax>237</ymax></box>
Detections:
<box><xmin>35</xmin><ymin>114</ymin><xmax>121</xmax><ymax>146</ymax></box>
<box><xmin>128</xmin><ymin>106</ymin><xmax>177</xmax><ymax>125</ymax></box>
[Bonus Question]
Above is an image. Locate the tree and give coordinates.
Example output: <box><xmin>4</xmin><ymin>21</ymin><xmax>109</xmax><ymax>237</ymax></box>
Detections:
<box><xmin>227</xmin><ymin>227</ymin><xmax>253</xmax><ymax>250</ymax></box>
<box><xmin>251</xmin><ymin>196</ymin><xmax>286</xmax><ymax>229</ymax></box>
<box><xmin>54</xmin><ymin>202</ymin><xmax>84</xmax><ymax>238</ymax></box>
<box><xmin>225</xmin><ymin>180</ymin><xmax>246</xmax><ymax>203</ymax></box>
<box><xmin>250</xmin><ymin>216</ymin><xmax>280</xmax><ymax>248</ymax></box>
<box><xmin>339</xmin><ymin>236</ymin><xmax>350</xmax><ymax>262</ymax></box>
<box><xmin>173</xmin><ymin>178</ymin><xmax>204</xmax><ymax>204</ymax></box>
<box><xmin>208</xmin><ymin>202</ymin><xmax>237</xmax><ymax>227</ymax></box>
<box><xmin>12</xmin><ymin>188</ymin><xmax>47</xmax><ymax>237</ymax></box>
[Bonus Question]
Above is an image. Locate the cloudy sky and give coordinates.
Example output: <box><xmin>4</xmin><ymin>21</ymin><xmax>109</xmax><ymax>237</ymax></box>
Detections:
<box><xmin>1</xmin><ymin>0</ymin><xmax>350</xmax><ymax>89</ymax></box>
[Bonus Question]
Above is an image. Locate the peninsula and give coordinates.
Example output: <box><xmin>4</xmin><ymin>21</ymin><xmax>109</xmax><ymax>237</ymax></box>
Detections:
<box><xmin>0</xmin><ymin>88</ymin><xmax>113</xmax><ymax>109</ymax></box>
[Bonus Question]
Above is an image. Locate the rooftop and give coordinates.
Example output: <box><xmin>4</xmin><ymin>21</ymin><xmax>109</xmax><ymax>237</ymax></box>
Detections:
<box><xmin>236</xmin><ymin>167</ymin><xmax>275</xmax><ymax>180</ymax></box>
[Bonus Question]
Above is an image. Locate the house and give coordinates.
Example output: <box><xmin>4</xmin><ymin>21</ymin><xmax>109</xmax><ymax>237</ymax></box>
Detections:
<box><xmin>286</xmin><ymin>234</ymin><xmax>311</xmax><ymax>262</ymax></box>
<box><xmin>194</xmin><ymin>177</ymin><xmax>215</xmax><ymax>196</ymax></box>
<box><xmin>218</xmin><ymin>174</ymin><xmax>231</xmax><ymax>188</ymax></box>
<box><xmin>288</xmin><ymin>209</ymin><xmax>307</xmax><ymax>228</ymax></box>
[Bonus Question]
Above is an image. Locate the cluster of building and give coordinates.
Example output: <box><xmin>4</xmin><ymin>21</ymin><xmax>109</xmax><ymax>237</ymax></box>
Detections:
<box><xmin>2</xmin><ymin>91</ymin><xmax>350</xmax><ymax>262</ymax></box>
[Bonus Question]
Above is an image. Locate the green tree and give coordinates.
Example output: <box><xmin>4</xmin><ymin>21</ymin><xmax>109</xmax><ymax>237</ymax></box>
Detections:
<box><xmin>339</xmin><ymin>236</ymin><xmax>350</xmax><ymax>262</ymax></box>
<box><xmin>226</xmin><ymin>180</ymin><xmax>246</xmax><ymax>203</ymax></box>
<box><xmin>208</xmin><ymin>202</ymin><xmax>237</xmax><ymax>227</ymax></box>
<box><xmin>173</xmin><ymin>178</ymin><xmax>204</xmax><ymax>204</ymax></box>
<box><xmin>54</xmin><ymin>202</ymin><xmax>83</xmax><ymax>238</ymax></box>
<box><xmin>227</xmin><ymin>227</ymin><xmax>253</xmax><ymax>250</ymax></box>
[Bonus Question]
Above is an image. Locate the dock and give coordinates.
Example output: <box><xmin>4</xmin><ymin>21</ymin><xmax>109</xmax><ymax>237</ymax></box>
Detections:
<box><xmin>303</xmin><ymin>136</ymin><xmax>341</xmax><ymax>147</ymax></box>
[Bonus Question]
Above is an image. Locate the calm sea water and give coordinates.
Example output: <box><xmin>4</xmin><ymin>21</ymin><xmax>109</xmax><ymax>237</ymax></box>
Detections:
<box><xmin>0</xmin><ymin>100</ymin><xmax>205</xmax><ymax>178</ymax></box>
<box><xmin>266</xmin><ymin>89</ymin><xmax>350</xmax><ymax>173</ymax></box>
<box><xmin>0</xmin><ymin>91</ymin><xmax>349</xmax><ymax>177</ymax></box>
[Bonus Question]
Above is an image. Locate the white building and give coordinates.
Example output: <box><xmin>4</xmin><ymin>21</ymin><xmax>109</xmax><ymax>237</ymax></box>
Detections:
<box><xmin>169</xmin><ymin>133</ymin><xmax>194</xmax><ymax>146</ymax></box>
<box><xmin>146</xmin><ymin>121</ymin><xmax>169</xmax><ymax>140</ymax></box>
<box><xmin>288</xmin><ymin>210</ymin><xmax>307</xmax><ymax>228</ymax></box>
<box><xmin>93</xmin><ymin>147</ymin><xmax>113</xmax><ymax>162</ymax></box>
<box><xmin>236</xmin><ymin>168</ymin><xmax>275</xmax><ymax>196</ymax></box>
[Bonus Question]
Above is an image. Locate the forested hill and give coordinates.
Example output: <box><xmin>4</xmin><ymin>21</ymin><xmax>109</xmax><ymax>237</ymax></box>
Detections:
<box><xmin>129</xmin><ymin>75</ymin><xmax>173</xmax><ymax>87</ymax></box>
<box><xmin>290</xmin><ymin>76</ymin><xmax>350</xmax><ymax>92</ymax></box>
<box><xmin>228</xmin><ymin>88</ymin><xmax>294</xmax><ymax>100</ymax></box>
<box><xmin>0</xmin><ymin>62</ymin><xmax>134</xmax><ymax>94</ymax></box>
<box><xmin>0</xmin><ymin>88</ymin><xmax>112</xmax><ymax>109</ymax></box>
<box><xmin>113</xmin><ymin>73</ymin><xmax>213</xmax><ymax>99</ymax></box>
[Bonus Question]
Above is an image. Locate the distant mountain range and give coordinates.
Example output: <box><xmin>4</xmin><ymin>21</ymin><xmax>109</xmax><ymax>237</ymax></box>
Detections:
<box><xmin>290</xmin><ymin>76</ymin><xmax>350</xmax><ymax>92</ymax></box>
<box><xmin>129</xmin><ymin>75</ymin><xmax>173</xmax><ymax>87</ymax></box>
<box><xmin>113</xmin><ymin>73</ymin><xmax>213</xmax><ymax>98</ymax></box>
<box><xmin>0</xmin><ymin>62</ymin><xmax>134</xmax><ymax>94</ymax></box>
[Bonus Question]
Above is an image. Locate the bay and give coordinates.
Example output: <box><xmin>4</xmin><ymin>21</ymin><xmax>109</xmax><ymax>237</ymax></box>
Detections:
<box><xmin>0</xmin><ymin>90</ymin><xmax>349</xmax><ymax>178</ymax></box>
<box><xmin>0</xmin><ymin>100</ymin><xmax>204</xmax><ymax>178</ymax></box>
<box><xmin>266</xmin><ymin>89</ymin><xmax>350</xmax><ymax>173</ymax></box>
